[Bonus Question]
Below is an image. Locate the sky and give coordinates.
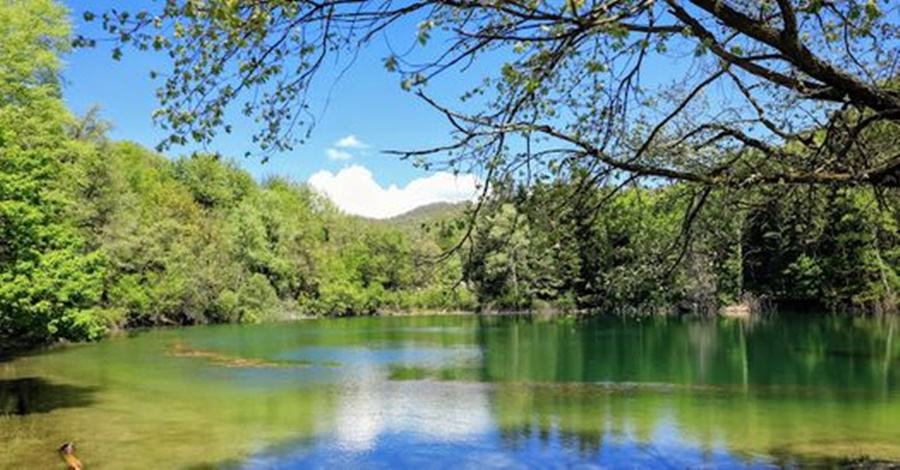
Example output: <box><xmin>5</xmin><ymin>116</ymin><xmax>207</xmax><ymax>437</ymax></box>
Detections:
<box><xmin>60</xmin><ymin>0</ymin><xmax>481</xmax><ymax>219</ymax></box>
<box><xmin>56</xmin><ymin>2</ymin><xmax>900</xmax><ymax>219</ymax></box>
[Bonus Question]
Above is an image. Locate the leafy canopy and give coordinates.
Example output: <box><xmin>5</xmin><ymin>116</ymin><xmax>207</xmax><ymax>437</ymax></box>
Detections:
<box><xmin>0</xmin><ymin>0</ymin><xmax>107</xmax><ymax>343</ymax></box>
<box><xmin>85</xmin><ymin>1</ymin><xmax>900</xmax><ymax>189</ymax></box>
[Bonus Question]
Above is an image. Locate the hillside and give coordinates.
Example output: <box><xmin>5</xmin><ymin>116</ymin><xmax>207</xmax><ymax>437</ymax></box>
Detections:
<box><xmin>375</xmin><ymin>201</ymin><xmax>469</xmax><ymax>228</ymax></box>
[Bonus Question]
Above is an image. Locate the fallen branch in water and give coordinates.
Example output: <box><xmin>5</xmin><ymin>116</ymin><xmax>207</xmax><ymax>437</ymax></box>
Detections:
<box><xmin>166</xmin><ymin>340</ymin><xmax>308</xmax><ymax>368</ymax></box>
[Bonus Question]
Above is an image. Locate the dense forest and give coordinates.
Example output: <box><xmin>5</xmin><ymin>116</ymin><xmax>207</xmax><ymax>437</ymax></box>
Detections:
<box><xmin>1</xmin><ymin>1</ymin><xmax>899</xmax><ymax>349</ymax></box>
<box><xmin>472</xmin><ymin>178</ymin><xmax>900</xmax><ymax>315</ymax></box>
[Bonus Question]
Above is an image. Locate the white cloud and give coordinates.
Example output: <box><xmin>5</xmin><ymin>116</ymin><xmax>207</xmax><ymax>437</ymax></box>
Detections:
<box><xmin>334</xmin><ymin>135</ymin><xmax>368</xmax><ymax>149</ymax></box>
<box><xmin>308</xmin><ymin>165</ymin><xmax>479</xmax><ymax>219</ymax></box>
<box><xmin>326</xmin><ymin>148</ymin><xmax>354</xmax><ymax>161</ymax></box>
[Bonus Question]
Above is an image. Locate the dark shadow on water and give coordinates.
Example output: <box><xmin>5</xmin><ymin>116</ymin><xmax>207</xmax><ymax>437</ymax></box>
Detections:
<box><xmin>0</xmin><ymin>340</ymin><xmax>49</xmax><ymax>363</ymax></box>
<box><xmin>0</xmin><ymin>377</ymin><xmax>98</xmax><ymax>416</ymax></box>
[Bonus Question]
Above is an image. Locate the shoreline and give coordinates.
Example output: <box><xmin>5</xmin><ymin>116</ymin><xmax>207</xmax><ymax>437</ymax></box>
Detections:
<box><xmin>4</xmin><ymin>304</ymin><xmax>897</xmax><ymax>360</ymax></box>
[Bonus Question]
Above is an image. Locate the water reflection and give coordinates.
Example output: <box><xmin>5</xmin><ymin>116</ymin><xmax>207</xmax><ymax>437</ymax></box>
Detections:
<box><xmin>474</xmin><ymin>315</ymin><xmax>899</xmax><ymax>391</ymax></box>
<box><xmin>234</xmin><ymin>315</ymin><xmax>899</xmax><ymax>468</ymax></box>
<box><xmin>334</xmin><ymin>379</ymin><xmax>493</xmax><ymax>452</ymax></box>
<box><xmin>475</xmin><ymin>315</ymin><xmax>900</xmax><ymax>466</ymax></box>
<box><xmin>1</xmin><ymin>315</ymin><xmax>898</xmax><ymax>468</ymax></box>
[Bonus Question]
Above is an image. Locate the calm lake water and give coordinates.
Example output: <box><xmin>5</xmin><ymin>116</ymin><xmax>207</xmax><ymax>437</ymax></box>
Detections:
<box><xmin>1</xmin><ymin>314</ymin><xmax>898</xmax><ymax>469</ymax></box>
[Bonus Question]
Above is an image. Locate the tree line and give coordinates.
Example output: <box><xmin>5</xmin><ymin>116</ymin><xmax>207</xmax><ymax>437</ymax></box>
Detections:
<box><xmin>2</xmin><ymin>0</ymin><xmax>899</xmax><ymax>349</ymax></box>
<box><xmin>2</xmin><ymin>114</ymin><xmax>476</xmax><ymax>345</ymax></box>
<box><xmin>465</xmin><ymin>177</ymin><xmax>899</xmax><ymax>315</ymax></box>
<box><xmin>0</xmin><ymin>1</ymin><xmax>471</xmax><ymax>346</ymax></box>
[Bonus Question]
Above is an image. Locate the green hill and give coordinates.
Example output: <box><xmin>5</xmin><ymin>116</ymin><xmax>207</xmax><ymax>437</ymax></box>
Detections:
<box><xmin>375</xmin><ymin>202</ymin><xmax>469</xmax><ymax>228</ymax></box>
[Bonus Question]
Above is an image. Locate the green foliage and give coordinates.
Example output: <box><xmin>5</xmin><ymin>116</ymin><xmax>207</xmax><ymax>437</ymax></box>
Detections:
<box><xmin>0</xmin><ymin>1</ymin><xmax>471</xmax><ymax>345</ymax></box>
<box><xmin>818</xmin><ymin>190</ymin><xmax>897</xmax><ymax>310</ymax></box>
<box><xmin>743</xmin><ymin>186</ymin><xmax>900</xmax><ymax>312</ymax></box>
<box><xmin>463</xmin><ymin>180</ymin><xmax>702</xmax><ymax>313</ymax></box>
<box><xmin>16</xmin><ymin>134</ymin><xmax>476</xmax><ymax>334</ymax></box>
<box><xmin>463</xmin><ymin>178</ymin><xmax>899</xmax><ymax>315</ymax></box>
<box><xmin>0</xmin><ymin>0</ymin><xmax>70</xmax><ymax>108</ymax></box>
<box><xmin>236</xmin><ymin>273</ymin><xmax>280</xmax><ymax>322</ymax></box>
<box><xmin>172</xmin><ymin>154</ymin><xmax>254</xmax><ymax>210</ymax></box>
<box><xmin>3</xmin><ymin>0</ymin><xmax>899</xmax><ymax>350</ymax></box>
<box><xmin>0</xmin><ymin>0</ymin><xmax>107</xmax><ymax>344</ymax></box>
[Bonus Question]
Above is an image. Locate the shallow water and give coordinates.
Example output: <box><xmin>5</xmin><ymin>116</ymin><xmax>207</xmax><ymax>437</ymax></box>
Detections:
<box><xmin>1</xmin><ymin>315</ymin><xmax>898</xmax><ymax>469</ymax></box>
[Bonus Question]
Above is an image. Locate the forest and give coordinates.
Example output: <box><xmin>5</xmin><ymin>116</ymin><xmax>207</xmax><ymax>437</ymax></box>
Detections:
<box><xmin>2</xmin><ymin>0</ymin><xmax>900</xmax><ymax>350</ymax></box>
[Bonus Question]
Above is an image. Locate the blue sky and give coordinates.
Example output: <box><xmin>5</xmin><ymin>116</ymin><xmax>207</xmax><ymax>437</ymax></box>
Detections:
<box><xmin>56</xmin><ymin>1</ymin><xmax>710</xmax><ymax>218</ymax></box>
<box><xmin>60</xmin><ymin>0</ymin><xmax>481</xmax><ymax>218</ymax></box>
<box><xmin>59</xmin><ymin>1</ymin><xmax>882</xmax><ymax>217</ymax></box>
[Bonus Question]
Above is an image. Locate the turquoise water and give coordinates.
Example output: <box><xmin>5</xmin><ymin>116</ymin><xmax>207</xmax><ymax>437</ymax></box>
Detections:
<box><xmin>1</xmin><ymin>314</ymin><xmax>898</xmax><ymax>468</ymax></box>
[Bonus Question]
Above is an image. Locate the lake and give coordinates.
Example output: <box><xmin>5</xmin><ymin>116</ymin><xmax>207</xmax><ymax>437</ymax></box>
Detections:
<box><xmin>1</xmin><ymin>314</ymin><xmax>898</xmax><ymax>469</ymax></box>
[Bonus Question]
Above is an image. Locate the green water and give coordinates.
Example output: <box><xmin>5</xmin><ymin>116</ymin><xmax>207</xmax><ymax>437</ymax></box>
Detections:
<box><xmin>1</xmin><ymin>315</ymin><xmax>898</xmax><ymax>469</ymax></box>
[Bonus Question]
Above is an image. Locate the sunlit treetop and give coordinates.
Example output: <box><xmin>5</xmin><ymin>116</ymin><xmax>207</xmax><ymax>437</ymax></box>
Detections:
<box><xmin>2</xmin><ymin>0</ymin><xmax>70</xmax><ymax>107</ymax></box>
